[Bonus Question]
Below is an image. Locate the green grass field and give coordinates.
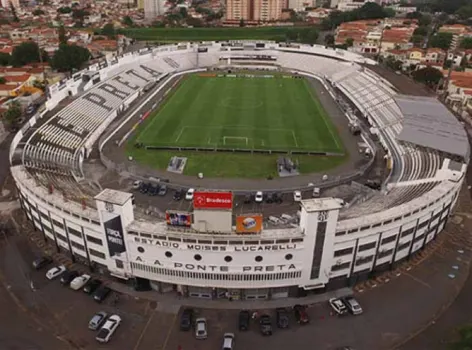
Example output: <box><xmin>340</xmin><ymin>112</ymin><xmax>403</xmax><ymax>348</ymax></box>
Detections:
<box><xmin>127</xmin><ymin>74</ymin><xmax>347</xmax><ymax>178</ymax></box>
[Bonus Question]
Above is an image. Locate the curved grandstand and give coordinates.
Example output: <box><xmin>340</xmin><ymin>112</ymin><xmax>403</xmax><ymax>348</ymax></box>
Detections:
<box><xmin>9</xmin><ymin>41</ymin><xmax>469</xmax><ymax>298</ymax></box>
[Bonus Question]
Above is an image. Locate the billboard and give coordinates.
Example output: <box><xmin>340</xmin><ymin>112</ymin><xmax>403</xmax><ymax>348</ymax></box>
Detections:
<box><xmin>104</xmin><ymin>214</ymin><xmax>126</xmax><ymax>257</ymax></box>
<box><xmin>166</xmin><ymin>211</ymin><xmax>192</xmax><ymax>227</ymax></box>
<box><xmin>193</xmin><ymin>191</ymin><xmax>233</xmax><ymax>210</ymax></box>
<box><xmin>236</xmin><ymin>214</ymin><xmax>263</xmax><ymax>233</ymax></box>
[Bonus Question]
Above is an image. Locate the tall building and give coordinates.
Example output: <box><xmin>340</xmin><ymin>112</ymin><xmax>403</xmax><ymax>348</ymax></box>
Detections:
<box><xmin>226</xmin><ymin>0</ymin><xmax>284</xmax><ymax>21</ymax></box>
<box><xmin>2</xmin><ymin>0</ymin><xmax>20</xmax><ymax>8</ymax></box>
<box><xmin>144</xmin><ymin>0</ymin><xmax>166</xmax><ymax>20</ymax></box>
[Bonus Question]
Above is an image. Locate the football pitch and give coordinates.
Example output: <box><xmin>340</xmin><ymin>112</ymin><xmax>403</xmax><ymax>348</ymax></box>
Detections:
<box><xmin>134</xmin><ymin>74</ymin><xmax>344</xmax><ymax>153</ymax></box>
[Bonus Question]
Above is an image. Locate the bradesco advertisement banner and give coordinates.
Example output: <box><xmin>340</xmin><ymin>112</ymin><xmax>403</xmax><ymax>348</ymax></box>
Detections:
<box><xmin>166</xmin><ymin>211</ymin><xmax>192</xmax><ymax>227</ymax></box>
<box><xmin>236</xmin><ymin>214</ymin><xmax>263</xmax><ymax>233</ymax></box>
<box><xmin>193</xmin><ymin>191</ymin><xmax>233</xmax><ymax>210</ymax></box>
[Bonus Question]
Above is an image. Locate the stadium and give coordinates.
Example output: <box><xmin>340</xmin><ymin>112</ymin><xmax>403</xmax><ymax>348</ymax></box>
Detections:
<box><xmin>9</xmin><ymin>41</ymin><xmax>469</xmax><ymax>300</ymax></box>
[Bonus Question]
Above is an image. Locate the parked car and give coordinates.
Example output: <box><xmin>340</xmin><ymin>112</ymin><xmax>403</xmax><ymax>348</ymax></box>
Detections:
<box><xmin>173</xmin><ymin>190</ymin><xmax>184</xmax><ymax>201</ymax></box>
<box><xmin>93</xmin><ymin>286</ymin><xmax>112</xmax><ymax>303</ymax></box>
<box><xmin>148</xmin><ymin>184</ymin><xmax>159</xmax><ymax>196</ymax></box>
<box><xmin>180</xmin><ymin>308</ymin><xmax>193</xmax><ymax>331</ymax></box>
<box><xmin>186</xmin><ymin>188</ymin><xmax>195</xmax><ymax>201</ymax></box>
<box><xmin>46</xmin><ymin>265</ymin><xmax>66</xmax><ymax>280</ymax></box>
<box><xmin>95</xmin><ymin>314</ymin><xmax>121</xmax><ymax>343</ymax></box>
<box><xmin>139</xmin><ymin>182</ymin><xmax>150</xmax><ymax>194</ymax></box>
<box><xmin>312</xmin><ymin>187</ymin><xmax>321</xmax><ymax>197</ymax></box>
<box><xmin>32</xmin><ymin>256</ymin><xmax>53</xmax><ymax>270</ymax></box>
<box><xmin>195</xmin><ymin>318</ymin><xmax>207</xmax><ymax>339</ymax></box>
<box><xmin>70</xmin><ymin>274</ymin><xmax>91</xmax><ymax>291</ymax></box>
<box><xmin>293</xmin><ymin>304</ymin><xmax>309</xmax><ymax>324</ymax></box>
<box><xmin>293</xmin><ymin>191</ymin><xmax>302</xmax><ymax>202</ymax></box>
<box><xmin>271</xmin><ymin>192</ymin><xmax>283</xmax><ymax>204</ymax></box>
<box><xmin>255</xmin><ymin>191</ymin><xmax>264</xmax><ymax>203</ymax></box>
<box><xmin>276</xmin><ymin>308</ymin><xmax>289</xmax><ymax>329</ymax></box>
<box><xmin>329</xmin><ymin>297</ymin><xmax>348</xmax><ymax>316</ymax></box>
<box><xmin>60</xmin><ymin>270</ymin><xmax>80</xmax><ymax>286</ymax></box>
<box><xmin>259</xmin><ymin>315</ymin><xmax>272</xmax><ymax>336</ymax></box>
<box><xmin>132</xmin><ymin>180</ymin><xmax>142</xmax><ymax>189</ymax></box>
<box><xmin>88</xmin><ymin>311</ymin><xmax>108</xmax><ymax>330</ymax></box>
<box><xmin>83</xmin><ymin>279</ymin><xmax>102</xmax><ymax>294</ymax></box>
<box><xmin>222</xmin><ymin>333</ymin><xmax>235</xmax><ymax>350</ymax></box>
<box><xmin>238</xmin><ymin>310</ymin><xmax>250</xmax><ymax>331</ymax></box>
<box><xmin>158</xmin><ymin>184</ymin><xmax>168</xmax><ymax>196</ymax></box>
<box><xmin>265</xmin><ymin>193</ymin><xmax>274</xmax><ymax>204</ymax></box>
<box><xmin>343</xmin><ymin>296</ymin><xmax>363</xmax><ymax>315</ymax></box>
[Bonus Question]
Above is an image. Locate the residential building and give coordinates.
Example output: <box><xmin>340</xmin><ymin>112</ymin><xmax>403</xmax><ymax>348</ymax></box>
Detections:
<box><xmin>335</xmin><ymin>0</ymin><xmax>381</xmax><ymax>12</ymax></box>
<box><xmin>144</xmin><ymin>0</ymin><xmax>167</xmax><ymax>20</ymax></box>
<box><xmin>1</xmin><ymin>0</ymin><xmax>20</xmax><ymax>8</ymax></box>
<box><xmin>226</xmin><ymin>0</ymin><xmax>284</xmax><ymax>21</ymax></box>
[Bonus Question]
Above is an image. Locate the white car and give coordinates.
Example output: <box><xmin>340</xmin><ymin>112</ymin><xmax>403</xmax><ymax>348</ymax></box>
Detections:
<box><xmin>255</xmin><ymin>191</ymin><xmax>263</xmax><ymax>203</ymax></box>
<box><xmin>293</xmin><ymin>191</ymin><xmax>302</xmax><ymax>202</ymax></box>
<box><xmin>343</xmin><ymin>296</ymin><xmax>363</xmax><ymax>315</ymax></box>
<box><xmin>70</xmin><ymin>274</ymin><xmax>91</xmax><ymax>291</ymax></box>
<box><xmin>195</xmin><ymin>317</ymin><xmax>207</xmax><ymax>339</ymax></box>
<box><xmin>46</xmin><ymin>265</ymin><xmax>66</xmax><ymax>280</ymax></box>
<box><xmin>186</xmin><ymin>188</ymin><xmax>195</xmax><ymax>201</ymax></box>
<box><xmin>329</xmin><ymin>297</ymin><xmax>348</xmax><ymax>316</ymax></box>
<box><xmin>96</xmin><ymin>314</ymin><xmax>121</xmax><ymax>343</ymax></box>
<box><xmin>222</xmin><ymin>332</ymin><xmax>235</xmax><ymax>350</ymax></box>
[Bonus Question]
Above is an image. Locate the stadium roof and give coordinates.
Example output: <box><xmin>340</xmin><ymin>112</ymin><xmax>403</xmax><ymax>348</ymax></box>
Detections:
<box><xmin>395</xmin><ymin>95</ymin><xmax>469</xmax><ymax>159</ymax></box>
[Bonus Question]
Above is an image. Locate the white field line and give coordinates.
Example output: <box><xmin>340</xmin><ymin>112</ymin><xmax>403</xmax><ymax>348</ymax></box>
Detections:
<box><xmin>174</xmin><ymin>127</ymin><xmax>185</xmax><ymax>143</ymax></box>
<box><xmin>292</xmin><ymin>131</ymin><xmax>299</xmax><ymax>148</ymax></box>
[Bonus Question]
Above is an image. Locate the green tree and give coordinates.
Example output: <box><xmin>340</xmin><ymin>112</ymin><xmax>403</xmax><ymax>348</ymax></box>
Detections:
<box><xmin>430</xmin><ymin>32</ymin><xmax>453</xmax><ymax>50</ymax></box>
<box><xmin>239</xmin><ymin>18</ymin><xmax>245</xmax><ymax>27</ymax></box>
<box><xmin>0</xmin><ymin>77</ymin><xmax>6</xmax><ymax>84</ymax></box>
<box><xmin>449</xmin><ymin>325</ymin><xmax>472</xmax><ymax>350</ymax></box>
<box><xmin>418</xmin><ymin>14</ymin><xmax>432</xmax><ymax>27</ymax></box>
<box><xmin>324</xmin><ymin>33</ymin><xmax>335</xmax><ymax>46</ymax></box>
<box><xmin>345</xmin><ymin>37</ymin><xmax>354</xmax><ymax>47</ymax></box>
<box><xmin>179</xmin><ymin>7</ymin><xmax>188</xmax><ymax>18</ymax></box>
<box><xmin>11</xmin><ymin>41</ymin><xmax>47</xmax><ymax>67</ymax></box>
<box><xmin>299</xmin><ymin>28</ymin><xmax>319</xmax><ymax>45</ymax></box>
<box><xmin>285</xmin><ymin>28</ymin><xmax>298</xmax><ymax>41</ymax></box>
<box><xmin>456</xmin><ymin>5</ymin><xmax>472</xmax><ymax>20</ymax></box>
<box><xmin>72</xmin><ymin>8</ymin><xmax>89</xmax><ymax>20</ymax></box>
<box><xmin>411</xmin><ymin>34</ymin><xmax>424</xmax><ymax>46</ymax></box>
<box><xmin>413</xmin><ymin>26</ymin><xmax>428</xmax><ymax>36</ymax></box>
<box><xmin>122</xmin><ymin>15</ymin><xmax>133</xmax><ymax>27</ymax></box>
<box><xmin>412</xmin><ymin>66</ymin><xmax>443</xmax><ymax>87</ymax></box>
<box><xmin>3</xmin><ymin>101</ymin><xmax>22</xmax><ymax>126</ymax></box>
<box><xmin>58</xmin><ymin>25</ymin><xmax>67</xmax><ymax>45</ymax></box>
<box><xmin>10</xmin><ymin>2</ymin><xmax>18</xmax><ymax>22</ymax></box>
<box><xmin>57</xmin><ymin>6</ymin><xmax>72</xmax><ymax>14</ymax></box>
<box><xmin>460</xmin><ymin>37</ymin><xmax>472</xmax><ymax>49</ymax></box>
<box><xmin>101</xmin><ymin>23</ymin><xmax>116</xmax><ymax>39</ymax></box>
<box><xmin>32</xmin><ymin>9</ymin><xmax>45</xmax><ymax>16</ymax></box>
<box><xmin>406</xmin><ymin>11</ymin><xmax>422</xmax><ymax>20</ymax></box>
<box><xmin>0</xmin><ymin>52</ymin><xmax>10</xmax><ymax>66</ymax></box>
<box><xmin>51</xmin><ymin>43</ymin><xmax>90</xmax><ymax>72</ymax></box>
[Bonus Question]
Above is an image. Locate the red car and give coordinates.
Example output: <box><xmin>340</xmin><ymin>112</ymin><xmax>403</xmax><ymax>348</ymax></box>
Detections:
<box><xmin>294</xmin><ymin>305</ymin><xmax>309</xmax><ymax>324</ymax></box>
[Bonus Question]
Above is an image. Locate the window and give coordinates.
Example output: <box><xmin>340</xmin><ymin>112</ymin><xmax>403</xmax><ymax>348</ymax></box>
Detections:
<box><xmin>381</xmin><ymin>235</ymin><xmax>396</xmax><ymax>245</ymax></box>
<box><xmin>86</xmin><ymin>235</ymin><xmax>102</xmax><ymax>246</ymax></box>
<box><xmin>418</xmin><ymin>220</ymin><xmax>429</xmax><ymax>229</ymax></box>
<box><xmin>116</xmin><ymin>260</ymin><xmax>124</xmax><ymax>269</ymax></box>
<box><xmin>358</xmin><ymin>242</ymin><xmax>376</xmax><ymax>252</ymax></box>
<box><xmin>401</xmin><ymin>227</ymin><xmax>415</xmax><ymax>238</ymax></box>
<box><xmin>89</xmin><ymin>248</ymin><xmax>106</xmax><ymax>259</ymax></box>
<box><xmin>56</xmin><ymin>232</ymin><xmax>67</xmax><ymax>242</ymax></box>
<box><xmin>331</xmin><ymin>262</ymin><xmax>350</xmax><ymax>271</ymax></box>
<box><xmin>397</xmin><ymin>242</ymin><xmax>410</xmax><ymax>251</ymax></box>
<box><xmin>70</xmin><ymin>241</ymin><xmax>84</xmax><ymax>251</ymax></box>
<box><xmin>67</xmin><ymin>226</ymin><xmax>82</xmax><ymax>238</ymax></box>
<box><xmin>52</xmin><ymin>218</ymin><xmax>64</xmax><ymax>229</ymax></box>
<box><xmin>355</xmin><ymin>255</ymin><xmax>373</xmax><ymax>266</ymax></box>
<box><xmin>377</xmin><ymin>248</ymin><xmax>393</xmax><ymax>259</ymax></box>
<box><xmin>335</xmin><ymin>231</ymin><xmax>346</xmax><ymax>237</ymax></box>
<box><xmin>334</xmin><ymin>247</ymin><xmax>353</xmax><ymax>257</ymax></box>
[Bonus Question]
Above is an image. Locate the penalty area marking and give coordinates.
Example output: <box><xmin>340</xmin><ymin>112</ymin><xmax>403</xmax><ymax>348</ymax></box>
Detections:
<box><xmin>292</xmin><ymin>131</ymin><xmax>299</xmax><ymax>148</ymax></box>
<box><xmin>174</xmin><ymin>128</ymin><xmax>185</xmax><ymax>143</ymax></box>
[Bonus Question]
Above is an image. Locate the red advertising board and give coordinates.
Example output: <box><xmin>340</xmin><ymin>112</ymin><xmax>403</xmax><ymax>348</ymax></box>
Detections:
<box><xmin>193</xmin><ymin>191</ymin><xmax>233</xmax><ymax>210</ymax></box>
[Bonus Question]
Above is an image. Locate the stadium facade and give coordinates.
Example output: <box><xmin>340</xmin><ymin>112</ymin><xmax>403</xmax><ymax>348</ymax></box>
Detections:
<box><xmin>10</xmin><ymin>41</ymin><xmax>468</xmax><ymax>300</ymax></box>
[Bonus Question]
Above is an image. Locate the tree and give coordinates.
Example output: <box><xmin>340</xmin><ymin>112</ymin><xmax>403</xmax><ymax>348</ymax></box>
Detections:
<box><xmin>456</xmin><ymin>5</ymin><xmax>472</xmax><ymax>20</ymax></box>
<box><xmin>324</xmin><ymin>34</ymin><xmax>335</xmax><ymax>47</ymax></box>
<box><xmin>58</xmin><ymin>25</ymin><xmax>67</xmax><ymax>45</ymax></box>
<box><xmin>413</xmin><ymin>26</ymin><xmax>428</xmax><ymax>36</ymax></box>
<box><xmin>299</xmin><ymin>28</ymin><xmax>319</xmax><ymax>45</ymax></box>
<box><xmin>101</xmin><ymin>23</ymin><xmax>116</xmax><ymax>39</ymax></box>
<box><xmin>418</xmin><ymin>14</ymin><xmax>432</xmax><ymax>27</ymax></box>
<box><xmin>412</xmin><ymin>66</ymin><xmax>443</xmax><ymax>87</ymax></box>
<box><xmin>122</xmin><ymin>15</ymin><xmax>133</xmax><ymax>27</ymax></box>
<box><xmin>3</xmin><ymin>101</ymin><xmax>22</xmax><ymax>126</ymax></box>
<box><xmin>0</xmin><ymin>77</ymin><xmax>6</xmax><ymax>84</ymax></box>
<box><xmin>10</xmin><ymin>41</ymin><xmax>47</xmax><ymax>67</ymax></box>
<box><xmin>179</xmin><ymin>7</ymin><xmax>188</xmax><ymax>18</ymax></box>
<box><xmin>51</xmin><ymin>43</ymin><xmax>90</xmax><ymax>72</ymax></box>
<box><xmin>460</xmin><ymin>37</ymin><xmax>472</xmax><ymax>49</ymax></box>
<box><xmin>239</xmin><ymin>18</ymin><xmax>245</xmax><ymax>27</ymax></box>
<box><xmin>345</xmin><ymin>37</ymin><xmax>354</xmax><ymax>47</ymax></box>
<box><xmin>0</xmin><ymin>52</ymin><xmax>10</xmax><ymax>66</ymax></box>
<box><xmin>32</xmin><ymin>9</ymin><xmax>45</xmax><ymax>16</ymax></box>
<box><xmin>449</xmin><ymin>325</ymin><xmax>472</xmax><ymax>350</ymax></box>
<box><xmin>10</xmin><ymin>2</ymin><xmax>18</xmax><ymax>22</ymax></box>
<box><xmin>57</xmin><ymin>6</ymin><xmax>72</xmax><ymax>14</ymax></box>
<box><xmin>430</xmin><ymin>32</ymin><xmax>453</xmax><ymax>50</ymax></box>
<box><xmin>411</xmin><ymin>35</ymin><xmax>424</xmax><ymax>46</ymax></box>
<box><xmin>72</xmin><ymin>8</ymin><xmax>89</xmax><ymax>20</ymax></box>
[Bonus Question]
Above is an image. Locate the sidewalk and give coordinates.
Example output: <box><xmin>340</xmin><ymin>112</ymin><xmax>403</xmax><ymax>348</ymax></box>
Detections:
<box><xmin>108</xmin><ymin>281</ymin><xmax>353</xmax><ymax>309</ymax></box>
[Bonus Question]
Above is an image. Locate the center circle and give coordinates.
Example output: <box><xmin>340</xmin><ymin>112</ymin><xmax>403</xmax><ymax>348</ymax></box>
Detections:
<box><xmin>220</xmin><ymin>97</ymin><xmax>263</xmax><ymax>110</ymax></box>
